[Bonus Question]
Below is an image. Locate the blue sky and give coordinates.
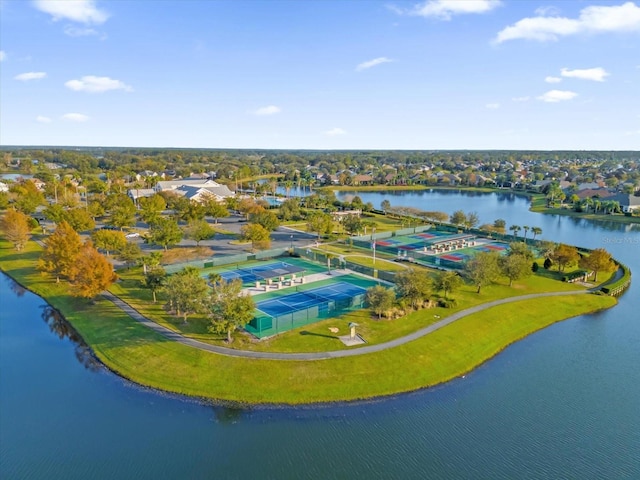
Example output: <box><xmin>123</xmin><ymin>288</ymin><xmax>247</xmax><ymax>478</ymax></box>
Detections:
<box><xmin>1</xmin><ymin>0</ymin><xmax>639</xmax><ymax>150</ymax></box>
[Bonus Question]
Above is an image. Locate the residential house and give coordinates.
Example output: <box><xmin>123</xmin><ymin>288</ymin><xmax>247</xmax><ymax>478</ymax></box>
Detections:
<box><xmin>353</xmin><ymin>174</ymin><xmax>373</xmax><ymax>186</ymax></box>
<box><xmin>610</xmin><ymin>193</ymin><xmax>640</xmax><ymax>213</ymax></box>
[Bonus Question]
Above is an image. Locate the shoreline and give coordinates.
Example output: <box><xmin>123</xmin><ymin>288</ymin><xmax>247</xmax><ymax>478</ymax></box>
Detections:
<box><xmin>0</xmin><ymin>248</ymin><xmax>618</xmax><ymax>404</ymax></box>
<box><xmin>325</xmin><ymin>185</ymin><xmax>640</xmax><ymax>224</ymax></box>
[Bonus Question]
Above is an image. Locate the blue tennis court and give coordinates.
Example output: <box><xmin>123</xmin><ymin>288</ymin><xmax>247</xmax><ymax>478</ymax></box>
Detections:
<box><xmin>256</xmin><ymin>282</ymin><xmax>368</xmax><ymax>317</ymax></box>
<box><xmin>218</xmin><ymin>261</ymin><xmax>305</xmax><ymax>284</ymax></box>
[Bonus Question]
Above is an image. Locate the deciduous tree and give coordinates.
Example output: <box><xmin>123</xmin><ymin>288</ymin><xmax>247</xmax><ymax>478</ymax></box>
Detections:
<box><xmin>184</xmin><ymin>219</ymin><xmax>215</xmax><ymax>246</ymax></box>
<box><xmin>464</xmin><ymin>211</ymin><xmax>480</xmax><ymax>230</ymax></box>
<box><xmin>450</xmin><ymin>210</ymin><xmax>466</xmax><ymax>228</ymax></box>
<box><xmin>249</xmin><ymin>210</ymin><xmax>280</xmax><ymax>231</ymax></box>
<box><xmin>433</xmin><ymin>270</ymin><xmax>463</xmax><ymax>299</ymax></box>
<box><xmin>144</xmin><ymin>266</ymin><xmax>166</xmax><ymax>303</ymax></box>
<box><xmin>342</xmin><ymin>214</ymin><xmax>363</xmax><ymax>236</ymax></box>
<box><xmin>366</xmin><ymin>285</ymin><xmax>396</xmax><ymax>319</ymax></box>
<box><xmin>0</xmin><ymin>209</ymin><xmax>31</xmax><ymax>251</ymax></box>
<box><xmin>117</xmin><ymin>241</ymin><xmax>143</xmax><ymax>268</ymax></box>
<box><xmin>65</xmin><ymin>208</ymin><xmax>95</xmax><ymax>232</ymax></box>
<box><xmin>208</xmin><ymin>278</ymin><xmax>255</xmax><ymax>343</ymax></box>
<box><xmin>579</xmin><ymin>248</ymin><xmax>616</xmax><ymax>281</ymax></box>
<box><xmin>278</xmin><ymin>198</ymin><xmax>301</xmax><ymax>221</ymax></box>
<box><xmin>203</xmin><ymin>198</ymin><xmax>229</xmax><ymax>223</ymax></box>
<box><xmin>499</xmin><ymin>253</ymin><xmax>532</xmax><ymax>286</ymax></box>
<box><xmin>306</xmin><ymin>212</ymin><xmax>333</xmax><ymax>240</ymax></box>
<box><xmin>149</xmin><ymin>217</ymin><xmax>183</xmax><ymax>250</ymax></box>
<box><xmin>464</xmin><ymin>251</ymin><xmax>500</xmax><ymax>293</ymax></box>
<box><xmin>108</xmin><ymin>197</ymin><xmax>137</xmax><ymax>230</ymax></box>
<box><xmin>92</xmin><ymin>229</ymin><xmax>127</xmax><ymax>256</ymax></box>
<box><xmin>38</xmin><ymin>221</ymin><xmax>82</xmax><ymax>283</ymax></box>
<box><xmin>70</xmin><ymin>241</ymin><xmax>117</xmax><ymax>299</ymax></box>
<box><xmin>551</xmin><ymin>244</ymin><xmax>579</xmax><ymax>272</ymax></box>
<box><xmin>240</xmin><ymin>223</ymin><xmax>271</xmax><ymax>251</ymax></box>
<box><xmin>163</xmin><ymin>267</ymin><xmax>209</xmax><ymax>323</ymax></box>
<box><xmin>139</xmin><ymin>194</ymin><xmax>166</xmax><ymax>225</ymax></box>
<box><xmin>394</xmin><ymin>268</ymin><xmax>432</xmax><ymax>309</ymax></box>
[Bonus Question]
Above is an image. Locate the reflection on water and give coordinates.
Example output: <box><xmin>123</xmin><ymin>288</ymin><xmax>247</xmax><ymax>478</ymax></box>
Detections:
<box><xmin>9</xmin><ymin>279</ymin><xmax>27</xmax><ymax>297</ymax></box>
<box><xmin>212</xmin><ymin>405</ymin><xmax>246</xmax><ymax>424</ymax></box>
<box><xmin>41</xmin><ymin>305</ymin><xmax>102</xmax><ymax>372</ymax></box>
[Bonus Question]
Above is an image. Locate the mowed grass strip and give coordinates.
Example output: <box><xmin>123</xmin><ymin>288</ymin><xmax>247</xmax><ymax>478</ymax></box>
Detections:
<box><xmin>77</xmin><ymin>293</ymin><xmax>615</xmax><ymax>404</ymax></box>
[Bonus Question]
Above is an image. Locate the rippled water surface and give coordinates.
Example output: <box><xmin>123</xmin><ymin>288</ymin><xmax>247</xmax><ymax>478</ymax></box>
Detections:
<box><xmin>1</xmin><ymin>190</ymin><xmax>639</xmax><ymax>479</ymax></box>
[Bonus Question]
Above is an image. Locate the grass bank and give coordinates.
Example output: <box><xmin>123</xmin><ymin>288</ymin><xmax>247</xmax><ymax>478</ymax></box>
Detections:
<box><xmin>0</xmin><ymin>239</ymin><xmax>617</xmax><ymax>404</ymax></box>
<box><xmin>529</xmin><ymin>194</ymin><xmax>640</xmax><ymax>224</ymax></box>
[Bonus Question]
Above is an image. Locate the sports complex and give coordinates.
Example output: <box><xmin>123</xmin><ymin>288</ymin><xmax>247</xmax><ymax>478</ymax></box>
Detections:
<box><xmin>188</xmin><ymin>226</ymin><xmax>512</xmax><ymax>339</ymax></box>
<box><xmin>351</xmin><ymin>226</ymin><xmax>509</xmax><ymax>270</ymax></box>
<box><xmin>203</xmin><ymin>256</ymin><xmax>379</xmax><ymax>338</ymax></box>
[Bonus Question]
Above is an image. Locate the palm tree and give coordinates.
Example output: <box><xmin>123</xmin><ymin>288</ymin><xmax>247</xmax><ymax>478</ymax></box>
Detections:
<box><xmin>509</xmin><ymin>224</ymin><xmax>521</xmax><ymax>238</ymax></box>
<box><xmin>284</xmin><ymin>180</ymin><xmax>294</xmax><ymax>199</ymax></box>
<box><xmin>522</xmin><ymin>225</ymin><xmax>530</xmax><ymax>243</ymax></box>
<box><xmin>326</xmin><ymin>252</ymin><xmax>335</xmax><ymax>275</ymax></box>
<box><xmin>532</xmin><ymin>227</ymin><xmax>542</xmax><ymax>241</ymax></box>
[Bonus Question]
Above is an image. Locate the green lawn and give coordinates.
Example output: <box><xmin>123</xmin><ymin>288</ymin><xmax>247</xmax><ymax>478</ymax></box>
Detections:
<box><xmin>0</xmin><ymin>237</ymin><xmax>618</xmax><ymax>404</ymax></box>
<box><xmin>529</xmin><ymin>194</ymin><xmax>640</xmax><ymax>224</ymax></box>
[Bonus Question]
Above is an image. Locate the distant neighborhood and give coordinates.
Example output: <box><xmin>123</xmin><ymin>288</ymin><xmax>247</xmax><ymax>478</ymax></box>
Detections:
<box><xmin>1</xmin><ymin>148</ymin><xmax>639</xmax><ymax>216</ymax></box>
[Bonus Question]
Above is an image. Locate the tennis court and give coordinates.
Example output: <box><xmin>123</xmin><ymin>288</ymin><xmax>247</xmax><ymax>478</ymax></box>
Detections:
<box><xmin>475</xmin><ymin>242</ymin><xmax>508</xmax><ymax>253</ymax></box>
<box><xmin>364</xmin><ymin>230</ymin><xmax>478</xmax><ymax>255</ymax></box>
<box><xmin>247</xmin><ymin>276</ymin><xmax>377</xmax><ymax>338</ymax></box>
<box><xmin>204</xmin><ymin>257</ymin><xmax>327</xmax><ymax>287</ymax></box>
<box><xmin>256</xmin><ymin>282</ymin><xmax>367</xmax><ymax>318</ymax></box>
<box><xmin>217</xmin><ymin>261</ymin><xmax>305</xmax><ymax>284</ymax></box>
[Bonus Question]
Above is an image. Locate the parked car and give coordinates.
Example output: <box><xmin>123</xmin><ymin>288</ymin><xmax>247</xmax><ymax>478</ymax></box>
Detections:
<box><xmin>125</xmin><ymin>232</ymin><xmax>140</xmax><ymax>238</ymax></box>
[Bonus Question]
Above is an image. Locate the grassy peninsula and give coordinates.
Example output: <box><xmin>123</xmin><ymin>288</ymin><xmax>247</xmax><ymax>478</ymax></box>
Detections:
<box><xmin>0</xmin><ymin>238</ymin><xmax>617</xmax><ymax>405</ymax></box>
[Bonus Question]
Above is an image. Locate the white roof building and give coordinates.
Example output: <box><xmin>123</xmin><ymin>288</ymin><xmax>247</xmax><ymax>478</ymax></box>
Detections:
<box><xmin>153</xmin><ymin>179</ymin><xmax>235</xmax><ymax>203</ymax></box>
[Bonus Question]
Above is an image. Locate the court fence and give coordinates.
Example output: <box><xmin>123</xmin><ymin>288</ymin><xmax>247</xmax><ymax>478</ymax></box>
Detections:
<box><xmin>292</xmin><ymin>247</ymin><xmax>396</xmax><ymax>284</ymax></box>
<box><xmin>246</xmin><ymin>285</ymin><xmax>368</xmax><ymax>338</ymax></box>
<box><xmin>164</xmin><ymin>247</ymin><xmax>289</xmax><ymax>274</ymax></box>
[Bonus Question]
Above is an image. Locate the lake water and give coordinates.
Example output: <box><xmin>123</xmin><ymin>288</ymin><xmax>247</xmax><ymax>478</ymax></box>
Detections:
<box><xmin>2</xmin><ymin>190</ymin><xmax>639</xmax><ymax>479</ymax></box>
<box><xmin>0</xmin><ymin>173</ymin><xmax>33</xmax><ymax>181</ymax></box>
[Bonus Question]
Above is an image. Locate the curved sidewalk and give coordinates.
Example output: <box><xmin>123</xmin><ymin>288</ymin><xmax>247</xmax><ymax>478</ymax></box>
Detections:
<box><xmin>102</xmin><ymin>289</ymin><xmax>588</xmax><ymax>361</ymax></box>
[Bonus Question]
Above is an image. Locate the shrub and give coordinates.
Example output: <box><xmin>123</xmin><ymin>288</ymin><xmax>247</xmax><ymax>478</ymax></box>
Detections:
<box><xmin>544</xmin><ymin>257</ymin><xmax>553</xmax><ymax>270</ymax></box>
<box><xmin>438</xmin><ymin>298</ymin><xmax>458</xmax><ymax>308</ymax></box>
<box><xmin>532</xmin><ymin>261</ymin><xmax>539</xmax><ymax>272</ymax></box>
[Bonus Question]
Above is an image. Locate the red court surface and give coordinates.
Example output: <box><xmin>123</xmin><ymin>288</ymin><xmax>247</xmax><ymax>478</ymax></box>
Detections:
<box><xmin>376</xmin><ymin>241</ymin><xmax>393</xmax><ymax>247</ymax></box>
<box><xmin>441</xmin><ymin>254</ymin><xmax>463</xmax><ymax>262</ymax></box>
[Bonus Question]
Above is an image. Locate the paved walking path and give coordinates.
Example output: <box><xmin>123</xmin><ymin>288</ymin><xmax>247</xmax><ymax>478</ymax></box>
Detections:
<box><xmin>102</xmin><ymin>289</ymin><xmax>589</xmax><ymax>361</ymax></box>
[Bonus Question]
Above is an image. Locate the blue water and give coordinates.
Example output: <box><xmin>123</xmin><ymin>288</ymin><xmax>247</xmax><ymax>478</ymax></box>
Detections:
<box><xmin>1</xmin><ymin>190</ymin><xmax>639</xmax><ymax>479</ymax></box>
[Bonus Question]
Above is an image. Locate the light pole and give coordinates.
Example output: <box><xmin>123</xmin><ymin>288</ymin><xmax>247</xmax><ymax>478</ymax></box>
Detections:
<box><xmin>290</xmin><ymin>234</ymin><xmax>293</xmax><ymax>250</ymax></box>
<box><xmin>371</xmin><ymin>227</ymin><xmax>376</xmax><ymax>265</ymax></box>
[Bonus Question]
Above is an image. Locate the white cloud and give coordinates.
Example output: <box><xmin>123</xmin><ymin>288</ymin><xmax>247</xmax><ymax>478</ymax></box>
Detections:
<box><xmin>14</xmin><ymin>72</ymin><xmax>47</xmax><ymax>81</ymax></box>
<box><xmin>33</xmin><ymin>0</ymin><xmax>109</xmax><ymax>25</ymax></box>
<box><xmin>398</xmin><ymin>0</ymin><xmax>501</xmax><ymax>20</ymax></box>
<box><xmin>324</xmin><ymin>127</ymin><xmax>347</xmax><ymax>136</ymax></box>
<box><xmin>36</xmin><ymin>116</ymin><xmax>52</xmax><ymax>123</ymax></box>
<box><xmin>356</xmin><ymin>57</ymin><xmax>393</xmax><ymax>71</ymax></box>
<box><xmin>485</xmin><ymin>103</ymin><xmax>500</xmax><ymax>109</ymax></box>
<box><xmin>561</xmin><ymin>67</ymin><xmax>610</xmax><ymax>82</ymax></box>
<box><xmin>61</xmin><ymin>113</ymin><xmax>90</xmax><ymax>122</ymax></box>
<box><xmin>0</xmin><ymin>51</ymin><xmax>5</xmax><ymax>62</ymax></box>
<box><xmin>495</xmin><ymin>1</ymin><xmax>640</xmax><ymax>43</ymax></box>
<box><xmin>512</xmin><ymin>96</ymin><xmax>530</xmax><ymax>102</ymax></box>
<box><xmin>545</xmin><ymin>76</ymin><xmax>562</xmax><ymax>83</ymax></box>
<box><xmin>535</xmin><ymin>6</ymin><xmax>561</xmax><ymax>17</ymax></box>
<box><xmin>63</xmin><ymin>25</ymin><xmax>99</xmax><ymax>37</ymax></box>
<box><xmin>253</xmin><ymin>105</ymin><xmax>281</xmax><ymax>116</ymax></box>
<box><xmin>537</xmin><ymin>90</ymin><xmax>578</xmax><ymax>103</ymax></box>
<box><xmin>65</xmin><ymin>75</ymin><xmax>133</xmax><ymax>93</ymax></box>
